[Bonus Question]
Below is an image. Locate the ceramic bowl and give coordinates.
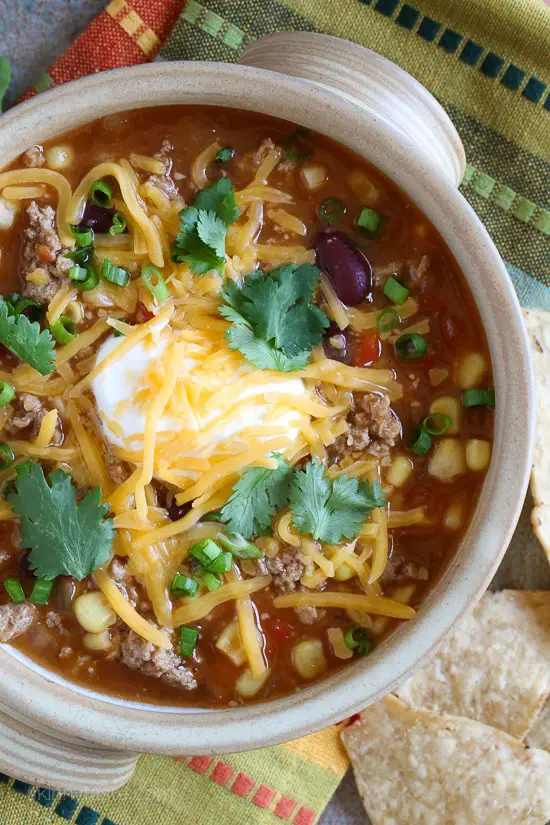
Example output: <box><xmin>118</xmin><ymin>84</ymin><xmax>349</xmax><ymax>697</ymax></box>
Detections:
<box><xmin>0</xmin><ymin>33</ymin><xmax>534</xmax><ymax>793</ymax></box>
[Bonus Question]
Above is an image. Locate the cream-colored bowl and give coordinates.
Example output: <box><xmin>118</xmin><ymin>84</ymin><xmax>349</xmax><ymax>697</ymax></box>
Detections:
<box><xmin>0</xmin><ymin>34</ymin><xmax>534</xmax><ymax>793</ymax></box>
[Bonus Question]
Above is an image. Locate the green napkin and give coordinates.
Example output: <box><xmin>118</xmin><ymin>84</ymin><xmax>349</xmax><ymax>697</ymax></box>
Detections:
<box><xmin>161</xmin><ymin>0</ymin><xmax>550</xmax><ymax>308</ymax></box>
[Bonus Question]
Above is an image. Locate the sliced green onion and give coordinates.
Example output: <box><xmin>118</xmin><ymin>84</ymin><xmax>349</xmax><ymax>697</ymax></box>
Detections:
<box><xmin>6</xmin><ymin>293</ymin><xmax>20</xmax><ymax>314</ymax></box>
<box><xmin>90</xmin><ymin>179</ymin><xmax>113</xmax><ymax>208</ymax></box>
<box><xmin>171</xmin><ymin>573</ymin><xmax>199</xmax><ymax>598</ymax></box>
<box><xmin>189</xmin><ymin>538</ymin><xmax>222</xmax><ymax>568</ymax></box>
<box><xmin>51</xmin><ymin>316</ymin><xmax>77</xmax><ymax>345</ymax></box>
<box><xmin>318</xmin><ymin>197</ymin><xmax>346</xmax><ymax>223</ymax></box>
<box><xmin>30</xmin><ymin>577</ymin><xmax>53</xmax><ymax>605</ymax></box>
<box><xmin>69</xmin><ymin>265</ymin><xmax>88</xmax><ymax>283</ymax></box>
<box><xmin>141</xmin><ymin>264</ymin><xmax>168</xmax><ymax>303</ymax></box>
<box><xmin>395</xmin><ymin>333</ymin><xmax>427</xmax><ymax>359</ymax></box>
<box><xmin>217</xmin><ymin>531</ymin><xmax>262</xmax><ymax>560</ymax></box>
<box><xmin>201</xmin><ymin>509</ymin><xmax>223</xmax><ymax>523</ymax></box>
<box><xmin>283</xmin><ymin>128</ymin><xmax>312</xmax><ymax>161</ymax></box>
<box><xmin>67</xmin><ymin>245</ymin><xmax>94</xmax><ymax>266</ymax></box>
<box><xmin>357</xmin><ymin>207</ymin><xmax>381</xmax><ymax>234</ymax></box>
<box><xmin>70</xmin><ymin>225</ymin><xmax>93</xmax><ymax>248</ymax></box>
<box><xmin>408</xmin><ymin>426</ymin><xmax>432</xmax><ymax>456</ymax></box>
<box><xmin>343</xmin><ymin>626</ymin><xmax>372</xmax><ymax>656</ymax></box>
<box><xmin>421</xmin><ymin>413</ymin><xmax>452</xmax><ymax>436</ymax></box>
<box><xmin>77</xmin><ymin>265</ymin><xmax>99</xmax><ymax>292</ymax></box>
<box><xmin>2</xmin><ymin>479</ymin><xmax>16</xmax><ymax>498</ymax></box>
<box><xmin>462</xmin><ymin>388</ymin><xmax>495</xmax><ymax>408</ymax></box>
<box><xmin>101</xmin><ymin>259</ymin><xmax>130</xmax><ymax>287</ymax></box>
<box><xmin>215</xmin><ymin>146</ymin><xmax>234</xmax><ymax>163</ymax></box>
<box><xmin>113</xmin><ymin>318</ymin><xmax>126</xmax><ymax>338</ymax></box>
<box><xmin>109</xmin><ymin>211</ymin><xmax>127</xmax><ymax>236</ymax></box>
<box><xmin>195</xmin><ymin>567</ymin><xmax>222</xmax><ymax>592</ymax></box>
<box><xmin>206</xmin><ymin>551</ymin><xmax>233</xmax><ymax>575</ymax></box>
<box><xmin>12</xmin><ymin>297</ymin><xmax>41</xmax><ymax>321</ymax></box>
<box><xmin>179</xmin><ymin>625</ymin><xmax>199</xmax><ymax>657</ymax></box>
<box><xmin>3</xmin><ymin>577</ymin><xmax>25</xmax><ymax>604</ymax></box>
<box><xmin>376</xmin><ymin>308</ymin><xmax>401</xmax><ymax>333</ymax></box>
<box><xmin>0</xmin><ymin>444</ymin><xmax>14</xmax><ymax>470</ymax></box>
<box><xmin>0</xmin><ymin>382</ymin><xmax>14</xmax><ymax>407</ymax></box>
<box><xmin>383</xmin><ymin>275</ymin><xmax>409</xmax><ymax>305</ymax></box>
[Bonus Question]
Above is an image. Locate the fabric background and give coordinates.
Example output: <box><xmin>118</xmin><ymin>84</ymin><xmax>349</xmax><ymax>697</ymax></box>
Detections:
<box><xmin>0</xmin><ymin>1</ymin><xmax>549</xmax><ymax>823</ymax></box>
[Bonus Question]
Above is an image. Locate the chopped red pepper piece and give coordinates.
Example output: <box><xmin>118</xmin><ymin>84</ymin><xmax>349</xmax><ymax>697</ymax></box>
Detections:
<box><xmin>354</xmin><ymin>330</ymin><xmax>381</xmax><ymax>366</ymax></box>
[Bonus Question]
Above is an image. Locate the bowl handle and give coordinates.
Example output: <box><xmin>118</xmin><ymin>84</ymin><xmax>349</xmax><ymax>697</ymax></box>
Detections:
<box><xmin>0</xmin><ymin>709</ymin><xmax>138</xmax><ymax>793</ymax></box>
<box><xmin>240</xmin><ymin>32</ymin><xmax>465</xmax><ymax>187</ymax></box>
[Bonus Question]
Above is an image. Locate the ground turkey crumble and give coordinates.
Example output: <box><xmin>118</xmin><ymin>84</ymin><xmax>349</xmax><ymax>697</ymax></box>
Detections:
<box><xmin>0</xmin><ymin>603</ymin><xmax>36</xmax><ymax>642</ymax></box>
<box><xmin>380</xmin><ymin>553</ymin><xmax>430</xmax><ymax>586</ymax></box>
<box><xmin>5</xmin><ymin>392</ymin><xmax>63</xmax><ymax>443</ymax></box>
<box><xmin>266</xmin><ymin>551</ymin><xmax>304</xmax><ymax>593</ymax></box>
<box><xmin>330</xmin><ymin>392</ymin><xmax>401</xmax><ymax>459</ymax></box>
<box><xmin>23</xmin><ymin>146</ymin><xmax>45</xmax><ymax>168</ymax></box>
<box><xmin>119</xmin><ymin>630</ymin><xmax>197</xmax><ymax>690</ymax></box>
<box><xmin>149</xmin><ymin>139</ymin><xmax>179</xmax><ymax>200</ymax></box>
<box><xmin>295</xmin><ymin>605</ymin><xmax>326</xmax><ymax>625</ymax></box>
<box><xmin>22</xmin><ymin>201</ymin><xmax>71</xmax><ymax>304</ymax></box>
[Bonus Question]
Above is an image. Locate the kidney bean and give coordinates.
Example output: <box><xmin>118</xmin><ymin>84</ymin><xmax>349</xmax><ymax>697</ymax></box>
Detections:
<box><xmin>18</xmin><ymin>551</ymin><xmax>31</xmax><ymax>577</ymax></box>
<box><xmin>80</xmin><ymin>202</ymin><xmax>116</xmax><ymax>233</ymax></box>
<box><xmin>322</xmin><ymin>322</ymin><xmax>352</xmax><ymax>364</ymax></box>
<box><xmin>315</xmin><ymin>230</ymin><xmax>372</xmax><ymax>305</ymax></box>
<box><xmin>167</xmin><ymin>500</ymin><xmax>192</xmax><ymax>522</ymax></box>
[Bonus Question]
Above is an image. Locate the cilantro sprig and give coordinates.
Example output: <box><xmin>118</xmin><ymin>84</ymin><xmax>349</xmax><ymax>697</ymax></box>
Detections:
<box><xmin>218</xmin><ymin>457</ymin><xmax>386</xmax><ymax>545</ymax></box>
<box><xmin>220</xmin><ymin>454</ymin><xmax>293</xmax><ymax>539</ymax></box>
<box><xmin>289</xmin><ymin>458</ymin><xmax>387</xmax><ymax>546</ymax></box>
<box><xmin>220</xmin><ymin>264</ymin><xmax>330</xmax><ymax>372</ymax></box>
<box><xmin>172</xmin><ymin>177</ymin><xmax>239</xmax><ymax>275</ymax></box>
<box><xmin>7</xmin><ymin>463</ymin><xmax>113</xmax><ymax>580</ymax></box>
<box><xmin>0</xmin><ymin>298</ymin><xmax>55</xmax><ymax>375</ymax></box>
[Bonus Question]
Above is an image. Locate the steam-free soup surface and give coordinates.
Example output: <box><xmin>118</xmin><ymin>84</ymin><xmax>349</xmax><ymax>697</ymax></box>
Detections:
<box><xmin>0</xmin><ymin>107</ymin><xmax>493</xmax><ymax>706</ymax></box>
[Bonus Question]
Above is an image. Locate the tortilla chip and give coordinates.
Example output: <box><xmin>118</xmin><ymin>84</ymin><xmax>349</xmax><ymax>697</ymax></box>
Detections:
<box><xmin>527</xmin><ymin>696</ymin><xmax>550</xmax><ymax>752</ymax></box>
<box><xmin>395</xmin><ymin>590</ymin><xmax>550</xmax><ymax>739</ymax></box>
<box><xmin>523</xmin><ymin>309</ymin><xmax>550</xmax><ymax>558</ymax></box>
<box><xmin>341</xmin><ymin>695</ymin><xmax>550</xmax><ymax>825</ymax></box>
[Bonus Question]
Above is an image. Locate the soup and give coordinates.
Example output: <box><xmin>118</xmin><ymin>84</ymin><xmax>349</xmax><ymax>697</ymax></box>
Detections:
<box><xmin>0</xmin><ymin>106</ymin><xmax>493</xmax><ymax>707</ymax></box>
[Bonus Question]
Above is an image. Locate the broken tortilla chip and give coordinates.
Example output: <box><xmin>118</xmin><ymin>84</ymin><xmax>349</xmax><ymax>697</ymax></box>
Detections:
<box><xmin>523</xmin><ymin>309</ymin><xmax>550</xmax><ymax>558</ymax></box>
<box><xmin>341</xmin><ymin>695</ymin><xmax>550</xmax><ymax>825</ymax></box>
<box><xmin>528</xmin><ymin>696</ymin><xmax>550</xmax><ymax>752</ymax></box>
<box><xmin>395</xmin><ymin>590</ymin><xmax>550</xmax><ymax>739</ymax></box>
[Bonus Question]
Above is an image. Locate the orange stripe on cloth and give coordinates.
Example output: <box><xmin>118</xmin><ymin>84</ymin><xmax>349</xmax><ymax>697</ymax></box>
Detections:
<box><xmin>21</xmin><ymin>0</ymin><xmax>185</xmax><ymax>99</ymax></box>
<box><xmin>282</xmin><ymin>727</ymin><xmax>349</xmax><ymax>777</ymax></box>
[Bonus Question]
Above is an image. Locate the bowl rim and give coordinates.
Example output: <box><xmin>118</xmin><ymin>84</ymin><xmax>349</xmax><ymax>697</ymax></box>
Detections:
<box><xmin>0</xmin><ymin>59</ymin><xmax>535</xmax><ymax>755</ymax></box>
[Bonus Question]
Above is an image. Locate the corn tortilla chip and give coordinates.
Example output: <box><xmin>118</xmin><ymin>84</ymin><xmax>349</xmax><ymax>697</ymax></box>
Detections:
<box><xmin>523</xmin><ymin>309</ymin><xmax>550</xmax><ymax>558</ymax></box>
<box><xmin>527</xmin><ymin>697</ymin><xmax>550</xmax><ymax>752</ymax></box>
<box><xmin>395</xmin><ymin>590</ymin><xmax>550</xmax><ymax>739</ymax></box>
<box><xmin>341</xmin><ymin>695</ymin><xmax>550</xmax><ymax>825</ymax></box>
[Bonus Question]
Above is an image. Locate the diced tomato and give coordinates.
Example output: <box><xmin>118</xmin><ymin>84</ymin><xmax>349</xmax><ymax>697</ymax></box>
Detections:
<box><xmin>264</xmin><ymin>618</ymin><xmax>291</xmax><ymax>642</ymax></box>
<box><xmin>137</xmin><ymin>302</ymin><xmax>155</xmax><ymax>321</ymax></box>
<box><xmin>338</xmin><ymin>713</ymin><xmax>361</xmax><ymax>726</ymax></box>
<box><xmin>421</xmin><ymin>355</ymin><xmax>436</xmax><ymax>370</ymax></box>
<box><xmin>354</xmin><ymin>331</ymin><xmax>381</xmax><ymax>366</ymax></box>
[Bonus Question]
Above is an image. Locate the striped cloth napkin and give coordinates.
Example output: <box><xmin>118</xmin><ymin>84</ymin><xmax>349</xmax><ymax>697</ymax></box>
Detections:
<box><xmin>3</xmin><ymin>1</ymin><xmax>549</xmax><ymax>824</ymax></box>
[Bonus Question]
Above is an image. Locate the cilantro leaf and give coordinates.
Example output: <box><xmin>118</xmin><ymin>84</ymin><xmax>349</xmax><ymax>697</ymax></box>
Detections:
<box><xmin>220</xmin><ymin>455</ymin><xmax>294</xmax><ymax>539</ymax></box>
<box><xmin>172</xmin><ymin>178</ymin><xmax>240</xmax><ymax>275</ymax></box>
<box><xmin>226</xmin><ymin>325</ymin><xmax>311</xmax><ymax>372</ymax></box>
<box><xmin>0</xmin><ymin>298</ymin><xmax>55</xmax><ymax>375</ymax></box>
<box><xmin>289</xmin><ymin>458</ymin><xmax>387</xmax><ymax>546</ymax></box>
<box><xmin>197</xmin><ymin>210</ymin><xmax>227</xmax><ymax>258</ymax></box>
<box><xmin>7</xmin><ymin>463</ymin><xmax>114</xmax><ymax>580</ymax></box>
<box><xmin>220</xmin><ymin>264</ymin><xmax>330</xmax><ymax>372</ymax></box>
<box><xmin>194</xmin><ymin>177</ymin><xmax>239</xmax><ymax>225</ymax></box>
